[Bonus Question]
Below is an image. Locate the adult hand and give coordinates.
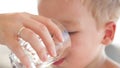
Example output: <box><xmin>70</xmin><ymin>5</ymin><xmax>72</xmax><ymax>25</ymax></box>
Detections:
<box><xmin>0</xmin><ymin>12</ymin><xmax>63</xmax><ymax>68</ymax></box>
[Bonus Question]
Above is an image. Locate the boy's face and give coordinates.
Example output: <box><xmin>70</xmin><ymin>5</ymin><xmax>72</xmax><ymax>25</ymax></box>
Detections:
<box><xmin>38</xmin><ymin>0</ymin><xmax>104</xmax><ymax>68</ymax></box>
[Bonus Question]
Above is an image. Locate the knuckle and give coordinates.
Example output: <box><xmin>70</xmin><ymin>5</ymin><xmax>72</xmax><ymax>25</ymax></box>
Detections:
<box><xmin>39</xmin><ymin>46</ymin><xmax>45</xmax><ymax>51</ymax></box>
<box><xmin>39</xmin><ymin>23</ymin><xmax>47</xmax><ymax>31</ymax></box>
<box><xmin>36</xmin><ymin>46</ymin><xmax>45</xmax><ymax>55</ymax></box>
<box><xmin>11</xmin><ymin>13</ymin><xmax>20</xmax><ymax>19</ymax></box>
<box><xmin>13</xmin><ymin>12</ymin><xmax>30</xmax><ymax>19</ymax></box>
<box><xmin>26</xmin><ymin>30</ymin><xmax>35</xmax><ymax>38</ymax></box>
<box><xmin>22</xmin><ymin>12</ymin><xmax>31</xmax><ymax>16</ymax></box>
<box><xmin>12</xmin><ymin>45</ymin><xmax>21</xmax><ymax>53</ymax></box>
<box><xmin>45</xmin><ymin>18</ymin><xmax>52</xmax><ymax>23</ymax></box>
<box><xmin>12</xmin><ymin>13</ymin><xmax>25</xmax><ymax>20</ymax></box>
<box><xmin>20</xmin><ymin>54</ymin><xmax>26</xmax><ymax>59</ymax></box>
<box><xmin>13</xmin><ymin>13</ymin><xmax>23</xmax><ymax>17</ymax></box>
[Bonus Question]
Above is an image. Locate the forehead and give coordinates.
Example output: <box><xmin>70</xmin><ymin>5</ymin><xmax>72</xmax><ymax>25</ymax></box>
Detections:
<box><xmin>39</xmin><ymin>0</ymin><xmax>85</xmax><ymax>18</ymax></box>
<box><xmin>39</xmin><ymin>0</ymin><xmax>83</xmax><ymax>11</ymax></box>
<box><xmin>39</xmin><ymin>0</ymin><xmax>97</xmax><ymax>30</ymax></box>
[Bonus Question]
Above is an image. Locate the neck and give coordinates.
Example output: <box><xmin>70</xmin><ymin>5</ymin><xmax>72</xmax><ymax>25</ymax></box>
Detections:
<box><xmin>85</xmin><ymin>46</ymin><xmax>107</xmax><ymax>68</ymax></box>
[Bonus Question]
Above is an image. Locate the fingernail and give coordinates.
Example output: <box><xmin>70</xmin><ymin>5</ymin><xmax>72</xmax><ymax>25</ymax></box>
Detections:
<box><xmin>24</xmin><ymin>60</ymin><xmax>32</xmax><ymax>68</ymax></box>
<box><xmin>59</xmin><ymin>35</ymin><xmax>64</xmax><ymax>42</ymax></box>
<box><xmin>24</xmin><ymin>65</ymin><xmax>31</xmax><ymax>68</ymax></box>
<box><xmin>23</xmin><ymin>65</ymin><xmax>26</xmax><ymax>68</ymax></box>
<box><xmin>61</xmin><ymin>36</ymin><xmax>64</xmax><ymax>42</ymax></box>
<box><xmin>42</xmin><ymin>54</ymin><xmax>48</xmax><ymax>61</ymax></box>
<box><xmin>51</xmin><ymin>48</ymin><xmax>57</xmax><ymax>57</ymax></box>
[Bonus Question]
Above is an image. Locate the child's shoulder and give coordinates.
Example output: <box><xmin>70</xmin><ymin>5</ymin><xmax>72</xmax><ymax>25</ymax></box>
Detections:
<box><xmin>103</xmin><ymin>58</ymin><xmax>120</xmax><ymax>68</ymax></box>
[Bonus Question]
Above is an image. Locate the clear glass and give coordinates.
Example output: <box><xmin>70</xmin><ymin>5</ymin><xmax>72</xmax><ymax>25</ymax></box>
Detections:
<box><xmin>9</xmin><ymin>20</ymin><xmax>71</xmax><ymax>68</ymax></box>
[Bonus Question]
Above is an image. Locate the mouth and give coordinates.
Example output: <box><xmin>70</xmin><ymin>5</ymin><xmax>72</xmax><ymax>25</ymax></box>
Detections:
<box><xmin>53</xmin><ymin>58</ymin><xmax>65</xmax><ymax>66</ymax></box>
<box><xmin>52</xmin><ymin>46</ymin><xmax>70</xmax><ymax>66</ymax></box>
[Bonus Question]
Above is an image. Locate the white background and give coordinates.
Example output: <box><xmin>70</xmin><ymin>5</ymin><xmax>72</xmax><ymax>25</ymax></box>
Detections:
<box><xmin>0</xmin><ymin>0</ymin><xmax>120</xmax><ymax>46</ymax></box>
<box><xmin>0</xmin><ymin>0</ymin><xmax>38</xmax><ymax>14</ymax></box>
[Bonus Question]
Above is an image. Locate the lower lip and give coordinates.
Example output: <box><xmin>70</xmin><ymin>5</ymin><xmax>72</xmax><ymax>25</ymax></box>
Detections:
<box><xmin>53</xmin><ymin>58</ymin><xmax>65</xmax><ymax>66</ymax></box>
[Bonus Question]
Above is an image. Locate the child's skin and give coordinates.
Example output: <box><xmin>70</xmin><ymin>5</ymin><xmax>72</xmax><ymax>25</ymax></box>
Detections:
<box><xmin>0</xmin><ymin>0</ymin><xmax>120</xmax><ymax>68</ymax></box>
<box><xmin>38</xmin><ymin>0</ymin><xmax>120</xmax><ymax>68</ymax></box>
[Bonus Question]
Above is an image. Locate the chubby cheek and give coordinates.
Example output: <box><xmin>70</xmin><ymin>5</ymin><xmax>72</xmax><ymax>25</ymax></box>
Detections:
<box><xmin>65</xmin><ymin>33</ymin><xmax>100</xmax><ymax>67</ymax></box>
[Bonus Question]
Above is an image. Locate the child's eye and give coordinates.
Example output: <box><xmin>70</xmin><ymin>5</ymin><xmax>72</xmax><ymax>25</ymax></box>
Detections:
<box><xmin>68</xmin><ymin>32</ymin><xmax>77</xmax><ymax>35</ymax></box>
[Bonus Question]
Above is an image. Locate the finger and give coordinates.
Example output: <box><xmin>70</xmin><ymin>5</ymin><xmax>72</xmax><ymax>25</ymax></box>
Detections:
<box><xmin>31</xmin><ymin>15</ymin><xmax>64</xmax><ymax>42</ymax></box>
<box><xmin>8</xmin><ymin>39</ymin><xmax>31</xmax><ymax>68</ymax></box>
<box><xmin>22</xmin><ymin>20</ymin><xmax>57</xmax><ymax>57</ymax></box>
<box><xmin>19</xmin><ymin>27</ymin><xmax>49</xmax><ymax>61</ymax></box>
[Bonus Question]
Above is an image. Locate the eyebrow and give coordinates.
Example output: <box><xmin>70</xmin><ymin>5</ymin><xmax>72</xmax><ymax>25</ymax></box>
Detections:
<box><xmin>52</xmin><ymin>18</ymin><xmax>81</xmax><ymax>30</ymax></box>
<box><xmin>61</xmin><ymin>19</ymin><xmax>80</xmax><ymax>26</ymax></box>
<box><xmin>60</xmin><ymin>20</ymin><xmax>80</xmax><ymax>30</ymax></box>
<box><xmin>52</xmin><ymin>19</ymin><xmax>77</xmax><ymax>25</ymax></box>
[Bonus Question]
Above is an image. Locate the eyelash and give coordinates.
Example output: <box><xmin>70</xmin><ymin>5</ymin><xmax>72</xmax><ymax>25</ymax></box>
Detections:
<box><xmin>68</xmin><ymin>32</ymin><xmax>77</xmax><ymax>35</ymax></box>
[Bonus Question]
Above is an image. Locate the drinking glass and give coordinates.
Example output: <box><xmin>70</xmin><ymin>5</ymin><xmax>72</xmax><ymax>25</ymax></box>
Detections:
<box><xmin>9</xmin><ymin>20</ymin><xmax>71</xmax><ymax>68</ymax></box>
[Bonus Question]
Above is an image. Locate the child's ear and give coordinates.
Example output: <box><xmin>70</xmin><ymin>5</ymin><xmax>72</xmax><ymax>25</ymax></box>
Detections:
<box><xmin>102</xmin><ymin>22</ymin><xmax>116</xmax><ymax>46</ymax></box>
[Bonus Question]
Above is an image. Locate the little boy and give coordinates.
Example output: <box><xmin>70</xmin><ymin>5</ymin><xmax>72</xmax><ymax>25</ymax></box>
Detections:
<box><xmin>38</xmin><ymin>0</ymin><xmax>120</xmax><ymax>68</ymax></box>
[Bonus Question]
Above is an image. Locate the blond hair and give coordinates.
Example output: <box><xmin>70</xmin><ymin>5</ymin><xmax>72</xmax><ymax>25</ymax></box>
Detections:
<box><xmin>82</xmin><ymin>0</ymin><xmax>120</xmax><ymax>26</ymax></box>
